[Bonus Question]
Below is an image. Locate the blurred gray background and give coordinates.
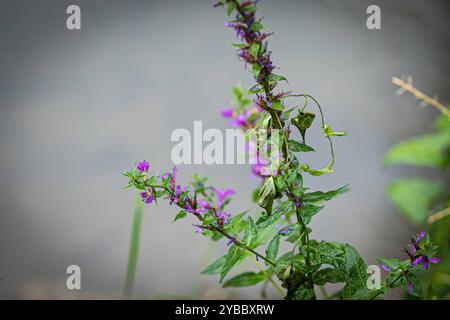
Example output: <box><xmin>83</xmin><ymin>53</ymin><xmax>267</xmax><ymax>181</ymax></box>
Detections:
<box><xmin>0</xmin><ymin>0</ymin><xmax>448</xmax><ymax>299</ymax></box>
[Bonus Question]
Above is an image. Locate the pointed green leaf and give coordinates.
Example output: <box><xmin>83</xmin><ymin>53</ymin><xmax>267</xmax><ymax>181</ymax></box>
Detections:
<box><xmin>384</xmin><ymin>131</ymin><xmax>450</xmax><ymax>168</ymax></box>
<box><xmin>201</xmin><ymin>255</ymin><xmax>226</xmax><ymax>275</ymax></box>
<box><xmin>387</xmin><ymin>178</ymin><xmax>443</xmax><ymax>225</ymax></box>
<box><xmin>223</xmin><ymin>272</ymin><xmax>266</xmax><ymax>288</ymax></box>
<box><xmin>266</xmin><ymin>235</ymin><xmax>280</xmax><ymax>264</ymax></box>
<box><xmin>173</xmin><ymin>210</ymin><xmax>187</xmax><ymax>222</ymax></box>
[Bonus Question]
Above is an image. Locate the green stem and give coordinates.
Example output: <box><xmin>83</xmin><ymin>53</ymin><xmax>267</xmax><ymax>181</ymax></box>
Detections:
<box><xmin>250</xmin><ymin>254</ymin><xmax>285</xmax><ymax>297</ymax></box>
<box><xmin>122</xmin><ymin>193</ymin><xmax>144</xmax><ymax>299</ymax></box>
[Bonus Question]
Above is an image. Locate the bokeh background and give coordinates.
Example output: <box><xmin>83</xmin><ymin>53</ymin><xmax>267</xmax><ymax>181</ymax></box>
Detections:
<box><xmin>0</xmin><ymin>0</ymin><xmax>448</xmax><ymax>299</ymax></box>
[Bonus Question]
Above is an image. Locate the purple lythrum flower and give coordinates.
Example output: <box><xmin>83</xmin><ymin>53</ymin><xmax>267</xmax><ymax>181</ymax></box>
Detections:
<box><xmin>213</xmin><ymin>188</ymin><xmax>236</xmax><ymax>209</ymax></box>
<box><xmin>278</xmin><ymin>227</ymin><xmax>291</xmax><ymax>235</ymax></box>
<box><xmin>136</xmin><ymin>160</ymin><xmax>149</xmax><ymax>173</ymax></box>
<box><xmin>140</xmin><ymin>188</ymin><xmax>154</xmax><ymax>204</ymax></box>
<box><xmin>380</xmin><ymin>264</ymin><xmax>391</xmax><ymax>272</ymax></box>
<box><xmin>221</xmin><ymin>107</ymin><xmax>234</xmax><ymax>118</ymax></box>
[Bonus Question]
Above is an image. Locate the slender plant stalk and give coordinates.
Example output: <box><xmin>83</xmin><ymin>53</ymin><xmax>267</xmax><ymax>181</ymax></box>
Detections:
<box><xmin>250</xmin><ymin>254</ymin><xmax>285</xmax><ymax>297</ymax></box>
<box><xmin>428</xmin><ymin>207</ymin><xmax>450</xmax><ymax>225</ymax></box>
<box><xmin>391</xmin><ymin>76</ymin><xmax>450</xmax><ymax>117</ymax></box>
<box><xmin>123</xmin><ymin>193</ymin><xmax>144</xmax><ymax>299</ymax></box>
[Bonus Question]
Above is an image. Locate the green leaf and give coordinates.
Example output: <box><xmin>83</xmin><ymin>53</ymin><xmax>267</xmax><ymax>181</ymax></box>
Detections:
<box><xmin>266</xmin><ymin>235</ymin><xmax>280</xmax><ymax>264</ymax></box>
<box><xmin>291</xmin><ymin>111</ymin><xmax>315</xmax><ymax>142</ymax></box>
<box><xmin>220</xmin><ymin>244</ymin><xmax>247</xmax><ymax>283</ymax></box>
<box><xmin>244</xmin><ymin>217</ymin><xmax>258</xmax><ymax>248</ymax></box>
<box><xmin>201</xmin><ymin>255</ymin><xmax>226</xmax><ymax>275</ymax></box>
<box><xmin>341</xmin><ymin>244</ymin><xmax>368</xmax><ymax>298</ymax></box>
<box><xmin>267</xmin><ymin>74</ymin><xmax>288</xmax><ymax>83</ymax></box>
<box><xmin>286</xmin><ymin>170</ymin><xmax>303</xmax><ymax>198</ymax></box>
<box><xmin>376</xmin><ymin>258</ymin><xmax>400</xmax><ymax>271</ymax></box>
<box><xmin>173</xmin><ymin>210</ymin><xmax>187</xmax><ymax>222</ymax></box>
<box><xmin>250</xmin><ymin>22</ymin><xmax>264</xmax><ymax>32</ymax></box>
<box><xmin>322</xmin><ymin>124</ymin><xmax>347</xmax><ymax>137</ymax></box>
<box><xmin>222</xmin><ymin>272</ymin><xmax>266</xmax><ymax>288</ymax></box>
<box><xmin>348</xmin><ymin>287</ymin><xmax>385</xmax><ymax>300</ymax></box>
<box><xmin>258</xmin><ymin>177</ymin><xmax>276</xmax><ymax>214</ymax></box>
<box><xmin>288</xmin><ymin>140</ymin><xmax>315</xmax><ymax>153</ymax></box>
<box><xmin>249</xmin><ymin>43</ymin><xmax>260</xmax><ymax>59</ymax></box>
<box><xmin>226</xmin><ymin>1</ymin><xmax>236</xmax><ymax>15</ymax></box>
<box><xmin>384</xmin><ymin>131</ymin><xmax>450</xmax><ymax>168</ymax></box>
<box><xmin>231</xmin><ymin>43</ymin><xmax>247</xmax><ymax>49</ymax></box>
<box><xmin>269</xmin><ymin>100</ymin><xmax>284</xmax><ymax>111</ymax></box>
<box><xmin>301</xmin><ymin>162</ymin><xmax>334</xmax><ymax>176</ymax></box>
<box><xmin>308</xmin><ymin>240</ymin><xmax>346</xmax><ymax>268</ymax></box>
<box><xmin>224</xmin><ymin>210</ymin><xmax>248</xmax><ymax>233</ymax></box>
<box><xmin>299</xmin><ymin>204</ymin><xmax>324</xmax><ymax>224</ymax></box>
<box><xmin>406</xmin><ymin>274</ymin><xmax>424</xmax><ymax>297</ymax></box>
<box><xmin>312</xmin><ymin>268</ymin><xmax>346</xmax><ymax>285</ymax></box>
<box><xmin>435</xmin><ymin>114</ymin><xmax>450</xmax><ymax>132</ymax></box>
<box><xmin>302</xmin><ymin>184</ymin><xmax>349</xmax><ymax>204</ymax></box>
<box><xmin>387</xmin><ymin>178</ymin><xmax>443</xmax><ymax>225</ymax></box>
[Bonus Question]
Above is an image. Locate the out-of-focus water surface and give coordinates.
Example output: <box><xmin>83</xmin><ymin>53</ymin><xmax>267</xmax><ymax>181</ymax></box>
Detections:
<box><xmin>0</xmin><ymin>0</ymin><xmax>448</xmax><ymax>299</ymax></box>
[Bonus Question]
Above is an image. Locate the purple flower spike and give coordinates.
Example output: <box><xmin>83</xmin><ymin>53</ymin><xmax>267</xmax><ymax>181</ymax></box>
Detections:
<box><xmin>136</xmin><ymin>160</ymin><xmax>149</xmax><ymax>173</ymax></box>
<box><xmin>380</xmin><ymin>264</ymin><xmax>391</xmax><ymax>272</ymax></box>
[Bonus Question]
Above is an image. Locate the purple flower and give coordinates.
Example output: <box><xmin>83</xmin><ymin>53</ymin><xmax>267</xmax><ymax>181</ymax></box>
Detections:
<box><xmin>140</xmin><ymin>188</ymin><xmax>154</xmax><ymax>204</ymax></box>
<box><xmin>216</xmin><ymin>210</ymin><xmax>231</xmax><ymax>220</ymax></box>
<box><xmin>227</xmin><ymin>238</ymin><xmax>235</xmax><ymax>246</ymax></box>
<box><xmin>230</xmin><ymin>113</ymin><xmax>249</xmax><ymax>128</ymax></box>
<box><xmin>415</xmin><ymin>231</ymin><xmax>426</xmax><ymax>244</ymax></box>
<box><xmin>407</xmin><ymin>280</ymin><xmax>414</xmax><ymax>295</ymax></box>
<box><xmin>278</xmin><ymin>227</ymin><xmax>291</xmax><ymax>235</ymax></box>
<box><xmin>185</xmin><ymin>202</ymin><xmax>206</xmax><ymax>215</ymax></box>
<box><xmin>380</xmin><ymin>264</ymin><xmax>391</xmax><ymax>272</ymax></box>
<box><xmin>195</xmin><ymin>226</ymin><xmax>204</xmax><ymax>234</ymax></box>
<box><xmin>411</xmin><ymin>255</ymin><xmax>440</xmax><ymax>270</ymax></box>
<box><xmin>221</xmin><ymin>107</ymin><xmax>234</xmax><ymax>118</ymax></box>
<box><xmin>168</xmin><ymin>184</ymin><xmax>188</xmax><ymax>205</ymax></box>
<box><xmin>136</xmin><ymin>160</ymin><xmax>149</xmax><ymax>173</ymax></box>
<box><xmin>213</xmin><ymin>188</ymin><xmax>236</xmax><ymax>208</ymax></box>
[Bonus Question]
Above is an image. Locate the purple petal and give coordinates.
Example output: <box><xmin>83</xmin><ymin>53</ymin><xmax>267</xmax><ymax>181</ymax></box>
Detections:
<box><xmin>429</xmin><ymin>257</ymin><xmax>440</xmax><ymax>264</ymax></box>
<box><xmin>221</xmin><ymin>107</ymin><xmax>234</xmax><ymax>118</ymax></box>
<box><xmin>411</xmin><ymin>256</ymin><xmax>424</xmax><ymax>266</ymax></box>
<box><xmin>380</xmin><ymin>264</ymin><xmax>391</xmax><ymax>272</ymax></box>
<box><xmin>407</xmin><ymin>281</ymin><xmax>414</xmax><ymax>295</ymax></box>
<box><xmin>278</xmin><ymin>227</ymin><xmax>291</xmax><ymax>235</ymax></box>
<box><xmin>136</xmin><ymin>160</ymin><xmax>149</xmax><ymax>173</ymax></box>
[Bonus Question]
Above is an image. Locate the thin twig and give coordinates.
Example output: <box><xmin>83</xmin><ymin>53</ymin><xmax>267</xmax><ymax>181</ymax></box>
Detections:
<box><xmin>391</xmin><ymin>76</ymin><xmax>450</xmax><ymax>118</ymax></box>
<box><xmin>428</xmin><ymin>207</ymin><xmax>450</xmax><ymax>225</ymax></box>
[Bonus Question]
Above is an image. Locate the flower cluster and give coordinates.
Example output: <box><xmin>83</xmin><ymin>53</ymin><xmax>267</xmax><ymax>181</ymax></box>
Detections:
<box><xmin>378</xmin><ymin>231</ymin><xmax>440</xmax><ymax>295</ymax></box>
<box><xmin>124</xmin><ymin>160</ymin><xmax>237</xmax><ymax>232</ymax></box>
<box><xmin>221</xmin><ymin>104</ymin><xmax>263</xmax><ymax>130</ymax></box>
<box><xmin>405</xmin><ymin>232</ymin><xmax>440</xmax><ymax>270</ymax></box>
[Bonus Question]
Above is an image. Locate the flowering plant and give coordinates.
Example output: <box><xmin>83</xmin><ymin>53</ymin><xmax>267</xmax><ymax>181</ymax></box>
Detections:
<box><xmin>122</xmin><ymin>0</ymin><xmax>440</xmax><ymax>299</ymax></box>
